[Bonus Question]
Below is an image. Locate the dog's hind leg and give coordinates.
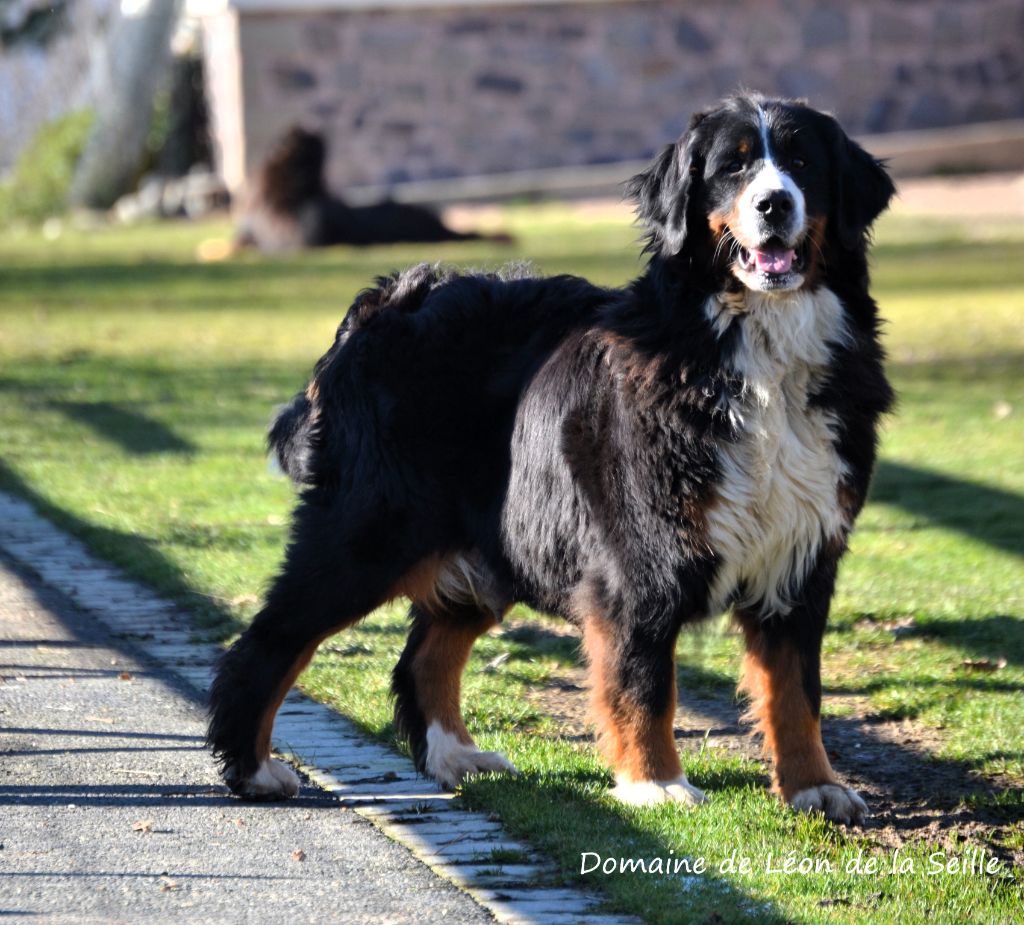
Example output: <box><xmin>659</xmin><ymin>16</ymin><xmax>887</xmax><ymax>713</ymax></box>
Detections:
<box><xmin>582</xmin><ymin>611</ymin><xmax>707</xmax><ymax>807</ymax></box>
<box><xmin>391</xmin><ymin>597</ymin><xmax>516</xmax><ymax>790</ymax></box>
<box><xmin>207</xmin><ymin>502</ymin><xmax>431</xmax><ymax>800</ymax></box>
<box><xmin>207</xmin><ymin>623</ymin><xmax>323</xmax><ymax>799</ymax></box>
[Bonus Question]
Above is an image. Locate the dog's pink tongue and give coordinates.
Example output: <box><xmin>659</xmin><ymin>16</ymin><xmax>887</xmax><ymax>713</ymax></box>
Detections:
<box><xmin>753</xmin><ymin>248</ymin><xmax>795</xmax><ymax>274</ymax></box>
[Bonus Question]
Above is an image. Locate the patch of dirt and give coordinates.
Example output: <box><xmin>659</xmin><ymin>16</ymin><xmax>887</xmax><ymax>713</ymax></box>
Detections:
<box><xmin>524</xmin><ymin>659</ymin><xmax>1023</xmax><ymax>869</ymax></box>
<box><xmin>889</xmin><ymin>171</ymin><xmax>1024</xmax><ymax>218</ymax></box>
<box><xmin>443</xmin><ymin>172</ymin><xmax>1024</xmax><ymax>228</ymax></box>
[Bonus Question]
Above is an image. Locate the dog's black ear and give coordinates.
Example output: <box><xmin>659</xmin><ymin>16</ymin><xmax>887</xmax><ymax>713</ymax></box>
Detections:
<box><xmin>826</xmin><ymin>116</ymin><xmax>895</xmax><ymax>249</ymax></box>
<box><xmin>626</xmin><ymin>112</ymin><xmax>705</xmax><ymax>256</ymax></box>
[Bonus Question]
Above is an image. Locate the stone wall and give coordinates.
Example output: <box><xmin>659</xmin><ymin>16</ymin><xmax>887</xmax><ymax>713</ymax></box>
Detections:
<box><xmin>200</xmin><ymin>0</ymin><xmax>1024</xmax><ymax>193</ymax></box>
<box><xmin>0</xmin><ymin>0</ymin><xmax>114</xmax><ymax>173</ymax></box>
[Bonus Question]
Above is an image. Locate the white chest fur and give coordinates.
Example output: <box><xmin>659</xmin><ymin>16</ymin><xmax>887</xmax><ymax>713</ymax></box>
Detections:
<box><xmin>704</xmin><ymin>288</ymin><xmax>851</xmax><ymax>616</ymax></box>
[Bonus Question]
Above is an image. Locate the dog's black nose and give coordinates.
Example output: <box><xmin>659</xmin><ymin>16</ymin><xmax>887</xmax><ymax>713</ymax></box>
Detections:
<box><xmin>754</xmin><ymin>190</ymin><xmax>794</xmax><ymax>218</ymax></box>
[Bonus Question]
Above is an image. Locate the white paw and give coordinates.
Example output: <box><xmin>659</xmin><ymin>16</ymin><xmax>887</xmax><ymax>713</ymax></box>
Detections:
<box><xmin>610</xmin><ymin>775</ymin><xmax>708</xmax><ymax>807</ymax></box>
<box><xmin>424</xmin><ymin>723</ymin><xmax>517</xmax><ymax>790</ymax></box>
<box><xmin>789</xmin><ymin>784</ymin><xmax>868</xmax><ymax>824</ymax></box>
<box><xmin>237</xmin><ymin>758</ymin><xmax>300</xmax><ymax>800</ymax></box>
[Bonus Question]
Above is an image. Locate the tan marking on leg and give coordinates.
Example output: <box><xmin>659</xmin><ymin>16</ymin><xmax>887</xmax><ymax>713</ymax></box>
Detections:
<box><xmin>395</xmin><ymin>553</ymin><xmax>508</xmax><ymax>619</ymax></box>
<box><xmin>253</xmin><ymin>552</ymin><xmax>449</xmax><ymax>765</ymax></box>
<box><xmin>582</xmin><ymin>615</ymin><xmax>682</xmax><ymax>784</ymax></box>
<box><xmin>410</xmin><ymin>609</ymin><xmax>517</xmax><ymax>788</ymax></box>
<box><xmin>615</xmin><ymin>679</ymin><xmax>682</xmax><ymax>783</ymax></box>
<box><xmin>410</xmin><ymin>611</ymin><xmax>496</xmax><ymax>741</ymax></box>
<box><xmin>582</xmin><ymin>613</ymin><xmax>625</xmax><ymax>769</ymax></box>
<box><xmin>738</xmin><ymin>632</ymin><xmax>837</xmax><ymax>800</ymax></box>
<box><xmin>243</xmin><ymin>554</ymin><xmax>464</xmax><ymax>794</ymax></box>
<box><xmin>394</xmin><ymin>555</ymin><xmax>445</xmax><ymax>611</ymax></box>
<box><xmin>255</xmin><ymin>634</ymin><xmax>328</xmax><ymax>762</ymax></box>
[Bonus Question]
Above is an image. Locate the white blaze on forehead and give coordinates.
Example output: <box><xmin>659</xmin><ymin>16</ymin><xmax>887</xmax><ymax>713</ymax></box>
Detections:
<box><xmin>736</xmin><ymin>107</ymin><xmax>806</xmax><ymax>245</ymax></box>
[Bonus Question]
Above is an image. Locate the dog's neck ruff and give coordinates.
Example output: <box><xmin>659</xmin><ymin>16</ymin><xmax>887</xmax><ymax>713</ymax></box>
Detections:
<box><xmin>707</xmin><ymin>287</ymin><xmax>849</xmax><ymax>370</ymax></box>
<box><xmin>703</xmin><ymin>287</ymin><xmax>852</xmax><ymax>617</ymax></box>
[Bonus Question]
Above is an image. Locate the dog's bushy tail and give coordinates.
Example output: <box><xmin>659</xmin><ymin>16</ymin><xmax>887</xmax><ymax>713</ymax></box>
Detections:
<box><xmin>268</xmin><ymin>264</ymin><xmax>456</xmax><ymax>488</ymax></box>
<box><xmin>268</xmin><ymin>392</ymin><xmax>315</xmax><ymax>485</ymax></box>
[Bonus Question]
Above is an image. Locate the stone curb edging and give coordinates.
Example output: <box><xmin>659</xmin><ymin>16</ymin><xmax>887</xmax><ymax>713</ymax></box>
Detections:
<box><xmin>0</xmin><ymin>490</ymin><xmax>642</xmax><ymax>925</ymax></box>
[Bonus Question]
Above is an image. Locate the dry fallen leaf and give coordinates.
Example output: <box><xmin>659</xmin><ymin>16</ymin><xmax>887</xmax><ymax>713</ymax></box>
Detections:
<box><xmin>483</xmin><ymin>653</ymin><xmax>511</xmax><ymax>673</ymax></box>
<box><xmin>960</xmin><ymin>658</ymin><xmax>1007</xmax><ymax>672</ymax></box>
<box><xmin>324</xmin><ymin>642</ymin><xmax>372</xmax><ymax>657</ymax></box>
<box><xmin>292</xmin><ymin>849</ymin><xmax>306</xmax><ymax>862</ymax></box>
<box><xmin>118</xmin><ymin>672</ymin><xmax>133</xmax><ymax>681</ymax></box>
<box><xmin>854</xmin><ymin>614</ymin><xmax>916</xmax><ymax>635</ymax></box>
<box><xmin>132</xmin><ymin>819</ymin><xmax>154</xmax><ymax>834</ymax></box>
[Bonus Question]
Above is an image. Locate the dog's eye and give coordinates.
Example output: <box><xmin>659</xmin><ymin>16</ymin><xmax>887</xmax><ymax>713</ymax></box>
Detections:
<box><xmin>791</xmin><ymin>156</ymin><xmax>807</xmax><ymax>169</ymax></box>
<box><xmin>726</xmin><ymin>159</ymin><xmax>744</xmax><ymax>174</ymax></box>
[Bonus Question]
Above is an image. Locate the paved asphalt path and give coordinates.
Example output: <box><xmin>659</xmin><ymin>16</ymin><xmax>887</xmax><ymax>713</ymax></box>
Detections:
<box><xmin>0</xmin><ymin>552</ymin><xmax>497</xmax><ymax>925</ymax></box>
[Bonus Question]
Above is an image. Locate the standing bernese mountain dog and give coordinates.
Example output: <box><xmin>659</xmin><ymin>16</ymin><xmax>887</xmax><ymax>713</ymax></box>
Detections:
<box><xmin>208</xmin><ymin>95</ymin><xmax>895</xmax><ymax>824</ymax></box>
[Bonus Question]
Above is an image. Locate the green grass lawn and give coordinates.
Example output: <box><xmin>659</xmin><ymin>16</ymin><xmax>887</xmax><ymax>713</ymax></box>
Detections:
<box><xmin>1</xmin><ymin>205</ymin><xmax>1021</xmax><ymax>924</ymax></box>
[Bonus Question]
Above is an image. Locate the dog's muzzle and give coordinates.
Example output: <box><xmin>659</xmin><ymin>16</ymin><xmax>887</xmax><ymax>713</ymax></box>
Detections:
<box><xmin>732</xmin><ymin>170</ymin><xmax>808</xmax><ymax>292</ymax></box>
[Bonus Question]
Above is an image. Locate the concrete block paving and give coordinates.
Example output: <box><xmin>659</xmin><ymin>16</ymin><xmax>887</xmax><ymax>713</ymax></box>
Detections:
<box><xmin>0</xmin><ymin>490</ymin><xmax>642</xmax><ymax>925</ymax></box>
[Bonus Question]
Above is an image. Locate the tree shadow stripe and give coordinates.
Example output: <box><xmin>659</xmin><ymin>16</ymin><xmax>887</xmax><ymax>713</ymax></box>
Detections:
<box><xmin>46</xmin><ymin>400</ymin><xmax>195</xmax><ymax>456</ymax></box>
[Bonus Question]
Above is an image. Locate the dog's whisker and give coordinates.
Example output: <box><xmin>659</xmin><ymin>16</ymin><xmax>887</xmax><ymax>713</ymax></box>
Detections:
<box><xmin>714</xmin><ymin>229</ymin><xmax>738</xmax><ymax>266</ymax></box>
<box><xmin>808</xmin><ymin>235</ymin><xmax>827</xmax><ymax>270</ymax></box>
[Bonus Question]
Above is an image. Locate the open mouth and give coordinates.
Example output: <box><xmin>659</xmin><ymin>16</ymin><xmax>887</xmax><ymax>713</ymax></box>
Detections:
<box><xmin>736</xmin><ymin>239</ymin><xmax>806</xmax><ymax>281</ymax></box>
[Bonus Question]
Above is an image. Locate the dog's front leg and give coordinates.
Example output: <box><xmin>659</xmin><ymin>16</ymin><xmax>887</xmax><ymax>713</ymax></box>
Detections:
<box><xmin>735</xmin><ymin>559</ymin><xmax>867</xmax><ymax>824</ymax></box>
<box><xmin>582</xmin><ymin>611</ymin><xmax>707</xmax><ymax>806</ymax></box>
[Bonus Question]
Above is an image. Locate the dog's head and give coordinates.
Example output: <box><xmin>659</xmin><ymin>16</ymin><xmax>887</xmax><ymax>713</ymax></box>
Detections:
<box><xmin>257</xmin><ymin>126</ymin><xmax>328</xmax><ymax>212</ymax></box>
<box><xmin>628</xmin><ymin>96</ymin><xmax>895</xmax><ymax>293</ymax></box>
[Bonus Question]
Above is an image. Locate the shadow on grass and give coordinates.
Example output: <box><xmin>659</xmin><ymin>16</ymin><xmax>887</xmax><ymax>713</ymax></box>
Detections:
<box><xmin>1</xmin><ymin>230</ymin><xmax>1019</xmax><ymax>287</ymax></box>
<box><xmin>47</xmin><ymin>401</ymin><xmax>195</xmax><ymax>456</ymax></box>
<box><xmin>497</xmin><ymin>623</ymin><xmax>582</xmax><ymax>663</ymax></box>
<box><xmin>665</xmin><ymin>671</ymin><xmax>1024</xmax><ymax>860</ymax></box>
<box><xmin>0</xmin><ymin>355</ymin><xmax>302</xmax><ymax>413</ymax></box>
<box><xmin>0</xmin><ymin>459</ymin><xmax>242</xmax><ymax>639</ymax></box>
<box><xmin>0</xmin><ymin>496</ymin><xmax>785</xmax><ymax>925</ymax></box>
<box><xmin>908</xmin><ymin>614</ymin><xmax>1024</xmax><ymax>667</ymax></box>
<box><xmin>0</xmin><ymin>244</ymin><xmax>524</xmax><ymax>304</ymax></box>
<box><xmin>827</xmin><ymin>673</ymin><xmax>1024</xmax><ymax>700</ymax></box>
<box><xmin>460</xmin><ymin>772</ymin><xmax>789</xmax><ymax>925</ymax></box>
<box><xmin>0</xmin><ymin>255</ymin><xmax>372</xmax><ymax>291</ymax></box>
<box><xmin>663</xmin><ymin>654</ymin><xmax>1023</xmax><ymax>842</ymax></box>
<box><xmin>872</xmin><ymin>460</ymin><xmax>1024</xmax><ymax>559</ymax></box>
